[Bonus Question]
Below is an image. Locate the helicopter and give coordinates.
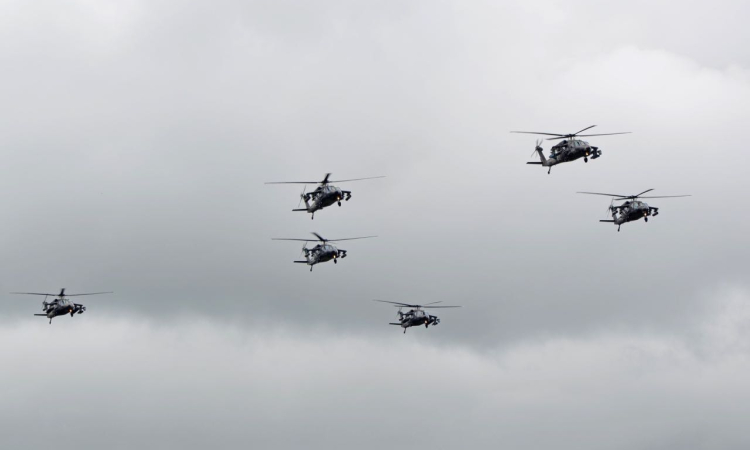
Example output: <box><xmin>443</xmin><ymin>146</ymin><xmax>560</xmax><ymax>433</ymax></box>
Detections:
<box><xmin>11</xmin><ymin>288</ymin><xmax>113</xmax><ymax>324</ymax></box>
<box><xmin>265</xmin><ymin>173</ymin><xmax>384</xmax><ymax>219</ymax></box>
<box><xmin>511</xmin><ymin>125</ymin><xmax>630</xmax><ymax>174</ymax></box>
<box><xmin>578</xmin><ymin>189</ymin><xmax>691</xmax><ymax>231</ymax></box>
<box><xmin>373</xmin><ymin>299</ymin><xmax>461</xmax><ymax>333</ymax></box>
<box><xmin>272</xmin><ymin>232</ymin><xmax>376</xmax><ymax>271</ymax></box>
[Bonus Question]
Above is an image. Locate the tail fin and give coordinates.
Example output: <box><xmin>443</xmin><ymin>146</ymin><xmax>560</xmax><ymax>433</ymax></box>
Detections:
<box><xmin>534</xmin><ymin>142</ymin><xmax>547</xmax><ymax>165</ymax></box>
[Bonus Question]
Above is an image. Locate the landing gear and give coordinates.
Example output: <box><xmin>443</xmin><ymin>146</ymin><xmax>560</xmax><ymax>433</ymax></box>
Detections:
<box><xmin>547</xmin><ymin>167</ymin><xmax>551</xmax><ymax>175</ymax></box>
<box><xmin>584</xmin><ymin>157</ymin><xmax>588</xmax><ymax>163</ymax></box>
<box><xmin>333</xmin><ymin>259</ymin><xmax>337</xmax><ymax>264</ymax></box>
<box><xmin>309</xmin><ymin>266</ymin><xmax>313</xmax><ymax>272</ymax></box>
<box><xmin>338</xmin><ymin>202</ymin><xmax>341</xmax><ymax>207</ymax></box>
<box><xmin>618</xmin><ymin>225</ymin><xmax>621</xmax><ymax>232</ymax></box>
<box><xmin>644</xmin><ymin>217</ymin><xmax>648</xmax><ymax>222</ymax></box>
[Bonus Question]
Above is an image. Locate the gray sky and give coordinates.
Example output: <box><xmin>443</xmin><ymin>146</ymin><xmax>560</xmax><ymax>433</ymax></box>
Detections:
<box><xmin>1</xmin><ymin>1</ymin><xmax>749</xmax><ymax>448</ymax></box>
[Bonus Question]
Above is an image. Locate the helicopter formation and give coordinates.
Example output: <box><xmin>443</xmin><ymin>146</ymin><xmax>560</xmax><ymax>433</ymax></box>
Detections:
<box><xmin>12</xmin><ymin>130</ymin><xmax>689</xmax><ymax>330</ymax></box>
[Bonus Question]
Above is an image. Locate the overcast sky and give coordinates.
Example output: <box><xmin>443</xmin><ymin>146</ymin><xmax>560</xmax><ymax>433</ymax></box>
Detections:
<box><xmin>1</xmin><ymin>1</ymin><xmax>749</xmax><ymax>449</ymax></box>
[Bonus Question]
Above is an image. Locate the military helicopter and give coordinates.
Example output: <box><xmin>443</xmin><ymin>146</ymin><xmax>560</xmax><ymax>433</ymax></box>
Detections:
<box><xmin>373</xmin><ymin>299</ymin><xmax>461</xmax><ymax>333</ymax></box>
<box><xmin>578</xmin><ymin>189</ymin><xmax>691</xmax><ymax>232</ymax></box>
<box><xmin>265</xmin><ymin>173</ymin><xmax>384</xmax><ymax>219</ymax></box>
<box><xmin>11</xmin><ymin>288</ymin><xmax>113</xmax><ymax>324</ymax></box>
<box><xmin>511</xmin><ymin>125</ymin><xmax>631</xmax><ymax>174</ymax></box>
<box><xmin>272</xmin><ymin>232</ymin><xmax>376</xmax><ymax>271</ymax></box>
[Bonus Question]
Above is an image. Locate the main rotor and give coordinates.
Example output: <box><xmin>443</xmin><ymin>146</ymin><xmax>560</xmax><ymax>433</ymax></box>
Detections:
<box><xmin>577</xmin><ymin>189</ymin><xmax>691</xmax><ymax>201</ymax></box>
<box><xmin>265</xmin><ymin>173</ymin><xmax>385</xmax><ymax>187</ymax></box>
<box><xmin>11</xmin><ymin>288</ymin><xmax>113</xmax><ymax>299</ymax></box>
<box><xmin>511</xmin><ymin>125</ymin><xmax>631</xmax><ymax>141</ymax></box>
<box><xmin>273</xmin><ymin>233</ymin><xmax>377</xmax><ymax>243</ymax></box>
<box><xmin>372</xmin><ymin>299</ymin><xmax>462</xmax><ymax>311</ymax></box>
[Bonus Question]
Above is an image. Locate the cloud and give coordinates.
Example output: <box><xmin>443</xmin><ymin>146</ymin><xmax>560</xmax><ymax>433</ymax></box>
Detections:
<box><xmin>2</xmin><ymin>287</ymin><xmax>749</xmax><ymax>449</ymax></box>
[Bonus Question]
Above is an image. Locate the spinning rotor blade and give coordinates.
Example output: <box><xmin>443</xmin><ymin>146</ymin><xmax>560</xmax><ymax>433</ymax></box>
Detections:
<box><xmin>321</xmin><ymin>173</ymin><xmax>331</xmax><ymax>184</ymax></box>
<box><xmin>573</xmin><ymin>125</ymin><xmax>597</xmax><ymax>135</ymax></box>
<box><xmin>325</xmin><ymin>236</ymin><xmax>377</xmax><ymax>242</ymax></box>
<box><xmin>636</xmin><ymin>195</ymin><xmax>691</xmax><ymax>199</ymax></box>
<box><xmin>311</xmin><ymin>232</ymin><xmax>326</xmax><ymax>242</ymax></box>
<box><xmin>373</xmin><ymin>299</ymin><xmax>419</xmax><ymax>308</ymax></box>
<box><xmin>65</xmin><ymin>292</ymin><xmax>113</xmax><ymax>297</ymax></box>
<box><xmin>511</xmin><ymin>131</ymin><xmax>566</xmax><ymax>137</ymax></box>
<box><xmin>424</xmin><ymin>306</ymin><xmax>461</xmax><ymax>309</ymax></box>
<box><xmin>325</xmin><ymin>176</ymin><xmax>385</xmax><ymax>183</ymax></box>
<box><xmin>265</xmin><ymin>181</ymin><xmax>322</xmax><ymax>185</ymax></box>
<box><xmin>578</xmin><ymin>191</ymin><xmax>631</xmax><ymax>198</ymax></box>
<box><xmin>575</xmin><ymin>132</ymin><xmax>631</xmax><ymax>137</ymax></box>
<box><xmin>635</xmin><ymin>189</ymin><xmax>654</xmax><ymax>198</ymax></box>
<box><xmin>11</xmin><ymin>292</ymin><xmax>60</xmax><ymax>297</ymax></box>
<box><xmin>272</xmin><ymin>238</ymin><xmax>318</xmax><ymax>242</ymax></box>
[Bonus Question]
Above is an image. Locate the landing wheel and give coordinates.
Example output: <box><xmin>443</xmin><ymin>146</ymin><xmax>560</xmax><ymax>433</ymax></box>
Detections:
<box><xmin>338</xmin><ymin>202</ymin><xmax>341</xmax><ymax>207</ymax></box>
<box><xmin>644</xmin><ymin>217</ymin><xmax>648</xmax><ymax>222</ymax></box>
<box><xmin>309</xmin><ymin>266</ymin><xmax>313</xmax><ymax>272</ymax></box>
<box><xmin>334</xmin><ymin>259</ymin><xmax>337</xmax><ymax>264</ymax></box>
<box><xmin>584</xmin><ymin>157</ymin><xmax>588</xmax><ymax>163</ymax></box>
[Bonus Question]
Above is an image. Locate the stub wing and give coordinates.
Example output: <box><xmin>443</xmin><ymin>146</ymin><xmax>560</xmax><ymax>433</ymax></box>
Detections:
<box><xmin>389</xmin><ymin>323</ymin><xmax>403</xmax><ymax>326</ymax></box>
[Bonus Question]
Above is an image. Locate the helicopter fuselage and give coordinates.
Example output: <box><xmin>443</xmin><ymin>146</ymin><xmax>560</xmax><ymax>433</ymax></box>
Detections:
<box><xmin>530</xmin><ymin>140</ymin><xmax>602</xmax><ymax>174</ymax></box>
<box><xmin>299</xmin><ymin>243</ymin><xmax>347</xmax><ymax>270</ymax></box>
<box><xmin>38</xmin><ymin>298</ymin><xmax>86</xmax><ymax>323</ymax></box>
<box><xmin>301</xmin><ymin>185</ymin><xmax>352</xmax><ymax>217</ymax></box>
<box><xmin>547</xmin><ymin>140</ymin><xmax>600</xmax><ymax>164</ymax></box>
<box><xmin>395</xmin><ymin>309</ymin><xmax>440</xmax><ymax>330</ymax></box>
<box><xmin>606</xmin><ymin>200</ymin><xmax>660</xmax><ymax>230</ymax></box>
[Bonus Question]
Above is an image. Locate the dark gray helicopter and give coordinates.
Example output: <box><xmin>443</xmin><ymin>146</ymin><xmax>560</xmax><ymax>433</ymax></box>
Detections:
<box><xmin>265</xmin><ymin>173</ymin><xmax>384</xmax><ymax>219</ymax></box>
<box><xmin>373</xmin><ymin>299</ymin><xmax>461</xmax><ymax>333</ymax></box>
<box><xmin>511</xmin><ymin>125</ymin><xmax>630</xmax><ymax>174</ymax></box>
<box><xmin>273</xmin><ymin>232</ymin><xmax>376</xmax><ymax>271</ymax></box>
<box><xmin>11</xmin><ymin>288</ymin><xmax>113</xmax><ymax>324</ymax></box>
<box><xmin>578</xmin><ymin>189</ymin><xmax>691</xmax><ymax>232</ymax></box>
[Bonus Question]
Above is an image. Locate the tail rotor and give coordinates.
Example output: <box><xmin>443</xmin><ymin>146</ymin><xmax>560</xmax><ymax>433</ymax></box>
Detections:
<box><xmin>530</xmin><ymin>139</ymin><xmax>543</xmax><ymax>158</ymax></box>
<box><xmin>297</xmin><ymin>185</ymin><xmax>307</xmax><ymax>209</ymax></box>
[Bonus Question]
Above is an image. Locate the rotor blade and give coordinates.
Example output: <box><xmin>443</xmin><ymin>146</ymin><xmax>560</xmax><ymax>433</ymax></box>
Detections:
<box><xmin>637</xmin><ymin>195</ymin><xmax>691</xmax><ymax>199</ymax></box>
<box><xmin>10</xmin><ymin>292</ymin><xmax>60</xmax><ymax>296</ymax></box>
<box><xmin>634</xmin><ymin>189</ymin><xmax>654</xmax><ymax>198</ymax></box>
<box><xmin>373</xmin><ymin>299</ymin><xmax>418</xmax><ymax>308</ymax></box>
<box><xmin>545</xmin><ymin>136</ymin><xmax>570</xmax><ymax>141</ymax></box>
<box><xmin>424</xmin><ymin>306</ymin><xmax>462</xmax><ymax>308</ymax></box>
<box><xmin>264</xmin><ymin>181</ymin><xmax>322</xmax><ymax>185</ymax></box>
<box><xmin>65</xmin><ymin>292</ymin><xmax>113</xmax><ymax>297</ymax></box>
<box><xmin>510</xmin><ymin>131</ymin><xmax>565</xmax><ymax>137</ymax></box>
<box><xmin>311</xmin><ymin>232</ymin><xmax>326</xmax><ymax>242</ymax></box>
<box><xmin>573</xmin><ymin>125</ymin><xmax>597</xmax><ymax>135</ymax></box>
<box><xmin>422</xmin><ymin>301</ymin><xmax>443</xmax><ymax>306</ymax></box>
<box><xmin>321</xmin><ymin>173</ymin><xmax>331</xmax><ymax>184</ymax></box>
<box><xmin>272</xmin><ymin>238</ymin><xmax>318</xmax><ymax>242</ymax></box>
<box><xmin>577</xmin><ymin>191</ymin><xmax>630</xmax><ymax>198</ymax></box>
<box><xmin>575</xmin><ymin>132</ymin><xmax>631</xmax><ymax>137</ymax></box>
<box><xmin>326</xmin><ymin>236</ymin><xmax>377</xmax><ymax>242</ymax></box>
<box><xmin>326</xmin><ymin>176</ymin><xmax>385</xmax><ymax>183</ymax></box>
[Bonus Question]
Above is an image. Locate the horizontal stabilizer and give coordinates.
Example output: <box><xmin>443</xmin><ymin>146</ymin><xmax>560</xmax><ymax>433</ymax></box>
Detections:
<box><xmin>294</xmin><ymin>260</ymin><xmax>308</xmax><ymax>264</ymax></box>
<box><xmin>389</xmin><ymin>323</ymin><xmax>402</xmax><ymax>326</ymax></box>
<box><xmin>526</xmin><ymin>162</ymin><xmax>543</xmax><ymax>165</ymax></box>
<box><xmin>292</xmin><ymin>209</ymin><xmax>308</xmax><ymax>212</ymax></box>
<box><xmin>34</xmin><ymin>314</ymin><xmax>47</xmax><ymax>316</ymax></box>
<box><xmin>599</xmin><ymin>220</ymin><xmax>615</xmax><ymax>223</ymax></box>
